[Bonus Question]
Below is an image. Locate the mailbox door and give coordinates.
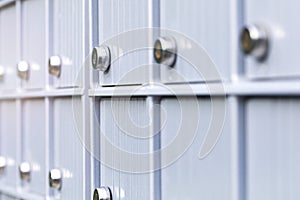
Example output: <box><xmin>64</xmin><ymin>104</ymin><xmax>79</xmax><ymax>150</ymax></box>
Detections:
<box><xmin>22</xmin><ymin>99</ymin><xmax>46</xmax><ymax>196</ymax></box>
<box><xmin>99</xmin><ymin>98</ymin><xmax>151</xmax><ymax>199</ymax></box>
<box><xmin>52</xmin><ymin>98</ymin><xmax>84</xmax><ymax>199</ymax></box>
<box><xmin>98</xmin><ymin>0</ymin><xmax>153</xmax><ymax>86</ymax></box>
<box><xmin>244</xmin><ymin>0</ymin><xmax>300</xmax><ymax>79</ymax></box>
<box><xmin>160</xmin><ymin>0</ymin><xmax>233</xmax><ymax>83</ymax></box>
<box><xmin>0</xmin><ymin>101</ymin><xmax>17</xmax><ymax>190</ymax></box>
<box><xmin>21</xmin><ymin>0</ymin><xmax>46</xmax><ymax>89</ymax></box>
<box><xmin>246</xmin><ymin>98</ymin><xmax>300</xmax><ymax>200</ymax></box>
<box><xmin>50</xmin><ymin>0</ymin><xmax>84</xmax><ymax>88</ymax></box>
<box><xmin>0</xmin><ymin>4</ymin><xmax>17</xmax><ymax>91</ymax></box>
<box><xmin>161</xmin><ymin>97</ymin><xmax>232</xmax><ymax>199</ymax></box>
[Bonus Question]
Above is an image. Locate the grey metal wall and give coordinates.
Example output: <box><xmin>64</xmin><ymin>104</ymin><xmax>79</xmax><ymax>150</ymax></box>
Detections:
<box><xmin>0</xmin><ymin>0</ymin><xmax>299</xmax><ymax>200</ymax></box>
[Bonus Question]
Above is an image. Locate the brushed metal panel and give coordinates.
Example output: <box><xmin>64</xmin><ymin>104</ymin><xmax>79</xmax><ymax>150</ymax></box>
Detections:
<box><xmin>0</xmin><ymin>4</ymin><xmax>17</xmax><ymax>91</ymax></box>
<box><xmin>51</xmin><ymin>0</ymin><xmax>84</xmax><ymax>88</ymax></box>
<box><xmin>99</xmin><ymin>98</ymin><xmax>151</xmax><ymax>199</ymax></box>
<box><xmin>0</xmin><ymin>101</ymin><xmax>17</xmax><ymax>189</ymax></box>
<box><xmin>98</xmin><ymin>0</ymin><xmax>151</xmax><ymax>86</ymax></box>
<box><xmin>244</xmin><ymin>0</ymin><xmax>300</xmax><ymax>79</ymax></box>
<box><xmin>161</xmin><ymin>97</ymin><xmax>232</xmax><ymax>199</ymax></box>
<box><xmin>53</xmin><ymin>98</ymin><xmax>84</xmax><ymax>199</ymax></box>
<box><xmin>21</xmin><ymin>0</ymin><xmax>45</xmax><ymax>89</ymax></box>
<box><xmin>160</xmin><ymin>0</ymin><xmax>232</xmax><ymax>83</ymax></box>
<box><xmin>22</xmin><ymin>99</ymin><xmax>46</xmax><ymax>195</ymax></box>
<box><xmin>246</xmin><ymin>98</ymin><xmax>300</xmax><ymax>200</ymax></box>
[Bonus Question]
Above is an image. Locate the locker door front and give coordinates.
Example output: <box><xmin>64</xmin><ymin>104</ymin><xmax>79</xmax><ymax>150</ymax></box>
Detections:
<box><xmin>0</xmin><ymin>101</ymin><xmax>17</xmax><ymax>191</ymax></box>
<box><xmin>50</xmin><ymin>98</ymin><xmax>84</xmax><ymax>199</ymax></box>
<box><xmin>19</xmin><ymin>0</ymin><xmax>45</xmax><ymax>89</ymax></box>
<box><xmin>0</xmin><ymin>4</ymin><xmax>17</xmax><ymax>91</ymax></box>
<box><xmin>21</xmin><ymin>99</ymin><xmax>46</xmax><ymax>196</ymax></box>
<box><xmin>98</xmin><ymin>98</ymin><xmax>152</xmax><ymax>199</ymax></box>
<box><xmin>49</xmin><ymin>0</ymin><xmax>84</xmax><ymax>88</ymax></box>
<box><xmin>246</xmin><ymin>98</ymin><xmax>300</xmax><ymax>200</ymax></box>
<box><xmin>160</xmin><ymin>97</ymin><xmax>232</xmax><ymax>199</ymax></box>
<box><xmin>95</xmin><ymin>0</ymin><xmax>153</xmax><ymax>86</ymax></box>
<box><xmin>159</xmin><ymin>0</ymin><xmax>233</xmax><ymax>84</ymax></box>
<box><xmin>242</xmin><ymin>0</ymin><xmax>300</xmax><ymax>79</ymax></box>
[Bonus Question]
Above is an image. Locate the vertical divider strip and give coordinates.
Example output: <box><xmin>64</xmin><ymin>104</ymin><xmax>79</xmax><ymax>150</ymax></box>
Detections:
<box><xmin>15</xmin><ymin>0</ymin><xmax>22</xmax><ymax>190</ymax></box>
<box><xmin>148</xmin><ymin>96</ymin><xmax>161</xmax><ymax>200</ymax></box>
<box><xmin>45</xmin><ymin>0</ymin><xmax>52</xmax><ymax>198</ymax></box>
<box><xmin>229</xmin><ymin>96</ymin><xmax>246</xmax><ymax>200</ymax></box>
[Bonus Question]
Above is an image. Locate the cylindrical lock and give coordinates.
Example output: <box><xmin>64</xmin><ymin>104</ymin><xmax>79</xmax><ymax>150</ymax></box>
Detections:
<box><xmin>0</xmin><ymin>65</ymin><xmax>5</xmax><ymax>80</ymax></box>
<box><xmin>19</xmin><ymin>162</ymin><xmax>31</xmax><ymax>181</ymax></box>
<box><xmin>17</xmin><ymin>61</ymin><xmax>30</xmax><ymax>80</ymax></box>
<box><xmin>92</xmin><ymin>45</ymin><xmax>111</xmax><ymax>72</ymax></box>
<box><xmin>153</xmin><ymin>36</ymin><xmax>177</xmax><ymax>67</ymax></box>
<box><xmin>240</xmin><ymin>24</ymin><xmax>269</xmax><ymax>61</ymax></box>
<box><xmin>48</xmin><ymin>56</ymin><xmax>62</xmax><ymax>77</ymax></box>
<box><xmin>49</xmin><ymin>168</ymin><xmax>62</xmax><ymax>189</ymax></box>
<box><xmin>93</xmin><ymin>187</ymin><xmax>112</xmax><ymax>200</ymax></box>
<box><xmin>0</xmin><ymin>156</ymin><xmax>6</xmax><ymax>173</ymax></box>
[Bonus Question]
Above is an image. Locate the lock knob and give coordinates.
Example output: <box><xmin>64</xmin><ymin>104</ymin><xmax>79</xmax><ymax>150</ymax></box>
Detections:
<box><xmin>154</xmin><ymin>36</ymin><xmax>177</xmax><ymax>67</ymax></box>
<box><xmin>19</xmin><ymin>162</ymin><xmax>31</xmax><ymax>181</ymax></box>
<box><xmin>240</xmin><ymin>24</ymin><xmax>269</xmax><ymax>60</ymax></box>
<box><xmin>17</xmin><ymin>61</ymin><xmax>30</xmax><ymax>80</ymax></box>
<box><xmin>49</xmin><ymin>56</ymin><xmax>62</xmax><ymax>77</ymax></box>
<box><xmin>93</xmin><ymin>187</ymin><xmax>112</xmax><ymax>200</ymax></box>
<box><xmin>92</xmin><ymin>45</ymin><xmax>111</xmax><ymax>72</ymax></box>
<box><xmin>0</xmin><ymin>65</ymin><xmax>5</xmax><ymax>80</ymax></box>
<box><xmin>0</xmin><ymin>156</ymin><xmax>6</xmax><ymax>173</ymax></box>
<box><xmin>49</xmin><ymin>168</ymin><xmax>62</xmax><ymax>189</ymax></box>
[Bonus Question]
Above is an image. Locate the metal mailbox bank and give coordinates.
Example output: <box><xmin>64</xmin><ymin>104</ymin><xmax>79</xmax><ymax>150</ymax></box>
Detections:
<box><xmin>0</xmin><ymin>0</ymin><xmax>300</xmax><ymax>199</ymax></box>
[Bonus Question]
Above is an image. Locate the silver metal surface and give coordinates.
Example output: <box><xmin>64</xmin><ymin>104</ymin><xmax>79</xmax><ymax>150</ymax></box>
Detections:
<box><xmin>0</xmin><ymin>156</ymin><xmax>6</xmax><ymax>173</ymax></box>
<box><xmin>93</xmin><ymin>187</ymin><xmax>112</xmax><ymax>200</ymax></box>
<box><xmin>48</xmin><ymin>56</ymin><xmax>62</xmax><ymax>77</ymax></box>
<box><xmin>241</xmin><ymin>24</ymin><xmax>269</xmax><ymax>61</ymax></box>
<box><xmin>154</xmin><ymin>36</ymin><xmax>177</xmax><ymax>67</ymax></box>
<box><xmin>17</xmin><ymin>61</ymin><xmax>30</xmax><ymax>80</ymax></box>
<box><xmin>22</xmin><ymin>99</ymin><xmax>46</xmax><ymax>195</ymax></box>
<box><xmin>19</xmin><ymin>162</ymin><xmax>31</xmax><ymax>181</ymax></box>
<box><xmin>51</xmin><ymin>0</ymin><xmax>84</xmax><ymax>88</ymax></box>
<box><xmin>49</xmin><ymin>168</ymin><xmax>62</xmax><ymax>189</ymax></box>
<box><xmin>92</xmin><ymin>45</ymin><xmax>111</xmax><ymax>72</ymax></box>
<box><xmin>21</xmin><ymin>0</ymin><xmax>46</xmax><ymax>89</ymax></box>
<box><xmin>246</xmin><ymin>98</ymin><xmax>300</xmax><ymax>199</ymax></box>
